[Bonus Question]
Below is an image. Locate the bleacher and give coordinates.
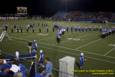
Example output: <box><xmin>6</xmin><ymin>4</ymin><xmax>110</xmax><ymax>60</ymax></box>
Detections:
<box><xmin>52</xmin><ymin>11</ymin><xmax>115</xmax><ymax>23</ymax></box>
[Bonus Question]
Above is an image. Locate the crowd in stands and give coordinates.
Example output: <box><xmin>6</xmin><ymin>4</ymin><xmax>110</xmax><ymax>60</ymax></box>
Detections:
<box><xmin>53</xmin><ymin>11</ymin><xmax>115</xmax><ymax>22</ymax></box>
<box><xmin>0</xmin><ymin>11</ymin><xmax>115</xmax><ymax>23</ymax></box>
<box><xmin>0</xmin><ymin>40</ymin><xmax>53</xmax><ymax>77</ymax></box>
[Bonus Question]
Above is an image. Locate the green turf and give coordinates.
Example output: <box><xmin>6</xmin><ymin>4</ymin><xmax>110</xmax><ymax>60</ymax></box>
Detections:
<box><xmin>0</xmin><ymin>19</ymin><xmax>115</xmax><ymax>77</ymax></box>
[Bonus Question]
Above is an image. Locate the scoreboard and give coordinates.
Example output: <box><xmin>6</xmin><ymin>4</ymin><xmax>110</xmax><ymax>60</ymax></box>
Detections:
<box><xmin>17</xmin><ymin>7</ymin><xmax>27</xmax><ymax>15</ymax></box>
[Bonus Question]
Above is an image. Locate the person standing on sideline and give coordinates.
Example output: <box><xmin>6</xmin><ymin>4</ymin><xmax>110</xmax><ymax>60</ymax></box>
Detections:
<box><xmin>39</xmin><ymin>50</ymin><xmax>44</xmax><ymax>65</ymax></box>
<box><xmin>44</xmin><ymin>57</ymin><xmax>53</xmax><ymax>77</ymax></box>
<box><xmin>79</xmin><ymin>52</ymin><xmax>85</xmax><ymax>69</ymax></box>
<box><xmin>32</xmin><ymin>40</ymin><xmax>38</xmax><ymax>50</ymax></box>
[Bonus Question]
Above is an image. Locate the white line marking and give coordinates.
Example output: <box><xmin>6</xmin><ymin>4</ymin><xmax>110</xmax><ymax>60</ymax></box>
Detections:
<box><xmin>11</xmin><ymin>36</ymin><xmax>115</xmax><ymax>60</ymax></box>
<box><xmin>37</xmin><ymin>33</ymin><xmax>48</xmax><ymax>36</ymax></box>
<box><xmin>83</xmin><ymin>50</ymin><xmax>115</xmax><ymax>59</ymax></box>
<box><xmin>39</xmin><ymin>41</ymin><xmax>115</xmax><ymax>59</ymax></box>
<box><xmin>67</xmin><ymin>38</ymin><xmax>80</xmax><ymax>41</ymax></box>
<box><xmin>108</xmin><ymin>44</ymin><xmax>115</xmax><ymax>47</ymax></box>
<box><xmin>75</xmin><ymin>39</ymin><xmax>101</xmax><ymax>49</ymax></box>
<box><xmin>0</xmin><ymin>31</ymin><xmax>7</xmax><ymax>42</ymax></box>
<box><xmin>40</xmin><ymin>41</ymin><xmax>115</xmax><ymax>59</ymax></box>
<box><xmin>40</xmin><ymin>45</ymin><xmax>115</xmax><ymax>64</ymax></box>
<box><xmin>104</xmin><ymin>48</ymin><xmax>115</xmax><ymax>56</ymax></box>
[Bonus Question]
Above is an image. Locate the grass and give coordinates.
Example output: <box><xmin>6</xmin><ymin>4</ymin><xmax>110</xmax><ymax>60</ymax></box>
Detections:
<box><xmin>0</xmin><ymin>19</ymin><xmax>115</xmax><ymax>77</ymax></box>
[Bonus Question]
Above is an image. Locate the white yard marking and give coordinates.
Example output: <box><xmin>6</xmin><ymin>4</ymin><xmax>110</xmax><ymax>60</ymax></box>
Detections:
<box><xmin>0</xmin><ymin>31</ymin><xmax>7</xmax><ymax>42</ymax></box>
<box><xmin>75</xmin><ymin>39</ymin><xmax>101</xmax><ymax>49</ymax></box>
<box><xmin>104</xmin><ymin>47</ymin><xmax>115</xmax><ymax>56</ymax></box>
<box><xmin>62</xmin><ymin>32</ymin><xmax>99</xmax><ymax>43</ymax></box>
<box><xmin>62</xmin><ymin>33</ymin><xmax>92</xmax><ymax>43</ymax></box>
<box><xmin>108</xmin><ymin>44</ymin><xmax>115</xmax><ymax>47</ymax></box>
<box><xmin>37</xmin><ymin>33</ymin><xmax>48</xmax><ymax>36</ymax></box>
<box><xmin>67</xmin><ymin>38</ymin><xmax>80</xmax><ymax>41</ymax></box>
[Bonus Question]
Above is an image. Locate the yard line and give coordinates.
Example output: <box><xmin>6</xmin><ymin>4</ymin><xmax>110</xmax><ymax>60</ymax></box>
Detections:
<box><xmin>44</xmin><ymin>50</ymin><xmax>115</xmax><ymax>70</ymax></box>
<box><xmin>35</xmin><ymin>41</ymin><xmax>115</xmax><ymax>59</ymax></box>
<box><xmin>40</xmin><ymin>45</ymin><xmax>115</xmax><ymax>64</ymax></box>
<box><xmin>11</xmin><ymin>36</ymin><xmax>115</xmax><ymax>59</ymax></box>
<box><xmin>40</xmin><ymin>41</ymin><xmax>115</xmax><ymax>59</ymax></box>
<box><xmin>75</xmin><ymin>39</ymin><xmax>101</xmax><ymax>49</ymax></box>
<box><xmin>84</xmin><ymin>50</ymin><xmax>115</xmax><ymax>59</ymax></box>
<box><xmin>11</xmin><ymin>37</ymin><xmax>30</xmax><ymax>42</ymax></box>
<box><xmin>104</xmin><ymin>47</ymin><xmax>115</xmax><ymax>56</ymax></box>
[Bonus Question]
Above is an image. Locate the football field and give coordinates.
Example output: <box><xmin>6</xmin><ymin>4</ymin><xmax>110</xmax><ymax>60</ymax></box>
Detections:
<box><xmin>0</xmin><ymin>19</ymin><xmax>115</xmax><ymax>77</ymax></box>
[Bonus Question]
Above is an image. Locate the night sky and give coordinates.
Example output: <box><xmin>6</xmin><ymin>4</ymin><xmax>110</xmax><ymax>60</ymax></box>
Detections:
<box><xmin>0</xmin><ymin>0</ymin><xmax>114</xmax><ymax>16</ymax></box>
